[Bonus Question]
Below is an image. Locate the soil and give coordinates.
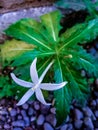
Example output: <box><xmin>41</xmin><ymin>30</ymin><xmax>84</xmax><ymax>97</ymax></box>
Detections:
<box><xmin>0</xmin><ymin>7</ymin><xmax>98</xmax><ymax>130</ymax></box>
<box><xmin>0</xmin><ymin>0</ymin><xmax>55</xmax><ymax>14</ymax></box>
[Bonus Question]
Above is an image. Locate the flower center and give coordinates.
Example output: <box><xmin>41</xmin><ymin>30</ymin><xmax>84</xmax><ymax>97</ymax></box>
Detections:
<box><xmin>32</xmin><ymin>84</ymin><xmax>39</xmax><ymax>91</ymax></box>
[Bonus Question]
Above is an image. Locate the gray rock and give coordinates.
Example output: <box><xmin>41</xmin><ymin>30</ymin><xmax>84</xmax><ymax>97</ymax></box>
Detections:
<box><xmin>94</xmin><ymin>110</ymin><xmax>98</xmax><ymax>118</ymax></box>
<box><xmin>37</xmin><ymin>114</ymin><xmax>45</xmax><ymax>125</ymax></box>
<box><xmin>13</xmin><ymin>128</ymin><xmax>23</xmax><ymax>130</ymax></box>
<box><xmin>74</xmin><ymin>108</ymin><xmax>83</xmax><ymax>120</ymax></box>
<box><xmin>44</xmin><ymin>122</ymin><xmax>54</xmax><ymax>130</ymax></box>
<box><xmin>60</xmin><ymin>124</ymin><xmax>68</xmax><ymax>130</ymax></box>
<box><xmin>9</xmin><ymin>108</ymin><xmax>17</xmax><ymax>117</ymax></box>
<box><xmin>21</xmin><ymin>110</ymin><xmax>27</xmax><ymax>117</ymax></box>
<box><xmin>28</xmin><ymin>107</ymin><xmax>34</xmax><ymax>116</ymax></box>
<box><xmin>74</xmin><ymin>120</ymin><xmax>83</xmax><ymax>129</ymax></box>
<box><xmin>22</xmin><ymin>103</ymin><xmax>29</xmax><ymax>110</ymax></box>
<box><xmin>46</xmin><ymin>114</ymin><xmax>57</xmax><ymax>127</ymax></box>
<box><xmin>12</xmin><ymin>120</ymin><xmax>25</xmax><ymax>127</ymax></box>
<box><xmin>82</xmin><ymin>107</ymin><xmax>94</xmax><ymax>117</ymax></box>
<box><xmin>4</xmin><ymin>123</ymin><xmax>10</xmax><ymax>129</ymax></box>
<box><xmin>34</xmin><ymin>101</ymin><xmax>40</xmax><ymax>110</ymax></box>
<box><xmin>84</xmin><ymin>117</ymin><xmax>94</xmax><ymax>129</ymax></box>
<box><xmin>24</xmin><ymin>117</ymin><xmax>30</xmax><ymax>126</ymax></box>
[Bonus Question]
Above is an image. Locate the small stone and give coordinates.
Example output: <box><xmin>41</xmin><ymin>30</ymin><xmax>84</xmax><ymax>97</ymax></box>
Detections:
<box><xmin>81</xmin><ymin>70</ymin><xmax>86</xmax><ymax>77</ymax></box>
<box><xmin>21</xmin><ymin>110</ymin><xmax>27</xmax><ymax>117</ymax></box>
<box><xmin>28</xmin><ymin>107</ymin><xmax>34</xmax><ymax>116</ymax></box>
<box><xmin>60</xmin><ymin>124</ymin><xmax>68</xmax><ymax>130</ymax></box>
<box><xmin>82</xmin><ymin>107</ymin><xmax>94</xmax><ymax>117</ymax></box>
<box><xmin>73</xmin><ymin>108</ymin><xmax>83</xmax><ymax>120</ymax></box>
<box><xmin>74</xmin><ymin>120</ymin><xmax>83</xmax><ymax>129</ymax></box>
<box><xmin>22</xmin><ymin>103</ymin><xmax>29</xmax><ymax>110</ymax></box>
<box><xmin>37</xmin><ymin>114</ymin><xmax>45</xmax><ymax>125</ymax></box>
<box><xmin>24</xmin><ymin>117</ymin><xmax>30</xmax><ymax>127</ymax></box>
<box><xmin>17</xmin><ymin>115</ymin><xmax>22</xmax><ymax>120</ymax></box>
<box><xmin>13</xmin><ymin>128</ymin><xmax>22</xmax><ymax>130</ymax></box>
<box><xmin>44</xmin><ymin>122</ymin><xmax>54</xmax><ymax>130</ymax></box>
<box><xmin>9</xmin><ymin>108</ymin><xmax>17</xmax><ymax>117</ymax></box>
<box><xmin>34</xmin><ymin>101</ymin><xmax>40</xmax><ymax>110</ymax></box>
<box><xmin>67</xmin><ymin>124</ymin><xmax>73</xmax><ymax>130</ymax></box>
<box><xmin>50</xmin><ymin>108</ymin><xmax>56</xmax><ymax>114</ymax></box>
<box><xmin>40</xmin><ymin>104</ymin><xmax>50</xmax><ymax>115</ymax></box>
<box><xmin>90</xmin><ymin>100</ymin><xmax>96</xmax><ymax>107</ymax></box>
<box><xmin>94</xmin><ymin>110</ymin><xmax>98</xmax><ymax>118</ymax></box>
<box><xmin>84</xmin><ymin>117</ymin><xmax>94</xmax><ymax>129</ymax></box>
<box><xmin>12</xmin><ymin>120</ymin><xmax>25</xmax><ymax>127</ymax></box>
<box><xmin>46</xmin><ymin>114</ymin><xmax>57</xmax><ymax>127</ymax></box>
<box><xmin>30</xmin><ymin>116</ymin><xmax>36</xmax><ymax>122</ymax></box>
<box><xmin>4</xmin><ymin>124</ymin><xmax>10</xmax><ymax>129</ymax></box>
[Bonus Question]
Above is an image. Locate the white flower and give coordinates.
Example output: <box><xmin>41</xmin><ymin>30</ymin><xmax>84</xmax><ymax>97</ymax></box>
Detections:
<box><xmin>11</xmin><ymin>58</ymin><xmax>67</xmax><ymax>106</ymax></box>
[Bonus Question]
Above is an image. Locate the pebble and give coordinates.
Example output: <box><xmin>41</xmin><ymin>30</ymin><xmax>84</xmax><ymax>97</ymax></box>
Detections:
<box><xmin>21</xmin><ymin>110</ymin><xmax>27</xmax><ymax>117</ymax></box>
<box><xmin>73</xmin><ymin>108</ymin><xmax>83</xmax><ymax>120</ymax></box>
<box><xmin>74</xmin><ymin>120</ymin><xmax>83</xmax><ymax>129</ymax></box>
<box><xmin>24</xmin><ymin>117</ymin><xmax>30</xmax><ymax>127</ymax></box>
<box><xmin>82</xmin><ymin>107</ymin><xmax>94</xmax><ymax>117</ymax></box>
<box><xmin>12</xmin><ymin>120</ymin><xmax>25</xmax><ymax>127</ymax></box>
<box><xmin>37</xmin><ymin>114</ymin><xmax>45</xmax><ymax>125</ymax></box>
<box><xmin>22</xmin><ymin>103</ymin><xmax>29</xmax><ymax>110</ymax></box>
<box><xmin>60</xmin><ymin>124</ymin><xmax>68</xmax><ymax>130</ymax></box>
<box><xmin>46</xmin><ymin>114</ymin><xmax>57</xmax><ymax>127</ymax></box>
<box><xmin>94</xmin><ymin>110</ymin><xmax>98</xmax><ymax>118</ymax></box>
<box><xmin>13</xmin><ymin>128</ymin><xmax>23</xmax><ymax>130</ymax></box>
<box><xmin>9</xmin><ymin>108</ymin><xmax>17</xmax><ymax>117</ymax></box>
<box><xmin>84</xmin><ymin>117</ymin><xmax>94</xmax><ymax>129</ymax></box>
<box><xmin>40</xmin><ymin>104</ymin><xmax>50</xmax><ymax>115</ymax></box>
<box><xmin>33</xmin><ymin>101</ymin><xmax>40</xmax><ymax>110</ymax></box>
<box><xmin>4</xmin><ymin>123</ymin><xmax>10</xmax><ymax>129</ymax></box>
<box><xmin>44</xmin><ymin>122</ymin><xmax>54</xmax><ymax>130</ymax></box>
<box><xmin>28</xmin><ymin>107</ymin><xmax>34</xmax><ymax>116</ymax></box>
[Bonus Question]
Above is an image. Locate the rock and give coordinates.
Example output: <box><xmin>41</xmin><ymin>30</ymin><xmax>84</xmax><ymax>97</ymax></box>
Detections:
<box><xmin>13</xmin><ymin>128</ymin><xmax>23</xmax><ymax>130</ymax></box>
<box><xmin>34</xmin><ymin>101</ymin><xmax>40</xmax><ymax>110</ymax></box>
<box><xmin>24</xmin><ymin>117</ymin><xmax>30</xmax><ymax>126</ymax></box>
<box><xmin>82</xmin><ymin>107</ymin><xmax>94</xmax><ymax>117</ymax></box>
<box><xmin>94</xmin><ymin>110</ymin><xmax>98</xmax><ymax>118</ymax></box>
<box><xmin>90</xmin><ymin>100</ymin><xmax>96</xmax><ymax>107</ymax></box>
<box><xmin>84</xmin><ymin>117</ymin><xmax>94</xmax><ymax>129</ymax></box>
<box><xmin>28</xmin><ymin>107</ymin><xmax>34</xmax><ymax>116</ymax></box>
<box><xmin>46</xmin><ymin>114</ymin><xmax>57</xmax><ymax>127</ymax></box>
<box><xmin>67</xmin><ymin>124</ymin><xmax>73</xmax><ymax>130</ymax></box>
<box><xmin>40</xmin><ymin>104</ymin><xmax>50</xmax><ymax>115</ymax></box>
<box><xmin>12</xmin><ymin>120</ymin><xmax>25</xmax><ymax>127</ymax></box>
<box><xmin>73</xmin><ymin>108</ymin><xmax>83</xmax><ymax>120</ymax></box>
<box><xmin>9</xmin><ymin>108</ymin><xmax>17</xmax><ymax>117</ymax></box>
<box><xmin>60</xmin><ymin>124</ymin><xmax>68</xmax><ymax>130</ymax></box>
<box><xmin>4</xmin><ymin>123</ymin><xmax>10</xmax><ymax>129</ymax></box>
<box><xmin>44</xmin><ymin>122</ymin><xmax>54</xmax><ymax>130</ymax></box>
<box><xmin>21</xmin><ymin>110</ymin><xmax>27</xmax><ymax>117</ymax></box>
<box><xmin>17</xmin><ymin>115</ymin><xmax>22</xmax><ymax>120</ymax></box>
<box><xmin>50</xmin><ymin>107</ymin><xmax>56</xmax><ymax>114</ymax></box>
<box><xmin>22</xmin><ymin>103</ymin><xmax>29</xmax><ymax>110</ymax></box>
<box><xmin>37</xmin><ymin>114</ymin><xmax>45</xmax><ymax>125</ymax></box>
<box><xmin>74</xmin><ymin>120</ymin><xmax>83</xmax><ymax>129</ymax></box>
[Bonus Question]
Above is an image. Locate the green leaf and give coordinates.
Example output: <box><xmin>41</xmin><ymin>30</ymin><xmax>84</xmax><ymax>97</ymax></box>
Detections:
<box><xmin>40</xmin><ymin>10</ymin><xmax>62</xmax><ymax>43</ymax></box>
<box><xmin>59</xmin><ymin>18</ymin><xmax>98</xmax><ymax>51</ymax></box>
<box><xmin>0</xmin><ymin>39</ymin><xmax>34</xmax><ymax>62</ymax></box>
<box><xmin>54</xmin><ymin>58</ymin><xmax>71</xmax><ymax>125</ymax></box>
<box><xmin>5</xmin><ymin>19</ymin><xmax>52</xmax><ymax>51</ymax></box>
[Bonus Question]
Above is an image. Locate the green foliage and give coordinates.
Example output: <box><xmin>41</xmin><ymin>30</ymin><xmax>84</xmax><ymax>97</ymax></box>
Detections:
<box><xmin>1</xmin><ymin>10</ymin><xmax>98</xmax><ymax>125</ymax></box>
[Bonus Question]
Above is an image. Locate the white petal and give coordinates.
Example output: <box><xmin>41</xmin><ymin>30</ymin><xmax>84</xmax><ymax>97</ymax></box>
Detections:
<box><xmin>35</xmin><ymin>88</ymin><xmax>51</xmax><ymax>105</ymax></box>
<box><xmin>16</xmin><ymin>88</ymin><xmax>34</xmax><ymax>106</ymax></box>
<box><xmin>38</xmin><ymin>60</ymin><xmax>54</xmax><ymax>83</ymax></box>
<box><xmin>40</xmin><ymin>82</ymin><xmax>67</xmax><ymax>91</ymax></box>
<box><xmin>30</xmin><ymin>58</ymin><xmax>39</xmax><ymax>83</ymax></box>
<box><xmin>11</xmin><ymin>73</ymin><xmax>33</xmax><ymax>88</ymax></box>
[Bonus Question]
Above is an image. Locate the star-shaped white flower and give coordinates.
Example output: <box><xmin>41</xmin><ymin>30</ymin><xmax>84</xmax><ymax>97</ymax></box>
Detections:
<box><xmin>11</xmin><ymin>58</ymin><xmax>67</xmax><ymax>106</ymax></box>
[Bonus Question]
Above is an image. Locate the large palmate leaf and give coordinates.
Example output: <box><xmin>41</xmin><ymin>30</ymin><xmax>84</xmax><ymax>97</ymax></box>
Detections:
<box><xmin>4</xmin><ymin>10</ymin><xmax>98</xmax><ymax>125</ymax></box>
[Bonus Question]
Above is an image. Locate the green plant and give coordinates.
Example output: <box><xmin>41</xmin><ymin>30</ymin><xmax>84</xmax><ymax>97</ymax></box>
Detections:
<box><xmin>1</xmin><ymin>10</ymin><xmax>98</xmax><ymax>125</ymax></box>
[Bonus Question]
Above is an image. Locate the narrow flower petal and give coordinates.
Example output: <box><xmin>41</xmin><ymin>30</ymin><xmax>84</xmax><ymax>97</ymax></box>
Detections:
<box><xmin>11</xmin><ymin>73</ymin><xmax>33</xmax><ymax>88</ymax></box>
<box><xmin>30</xmin><ymin>58</ymin><xmax>39</xmax><ymax>83</ymax></box>
<box><xmin>35</xmin><ymin>88</ymin><xmax>51</xmax><ymax>105</ymax></box>
<box><xmin>38</xmin><ymin>60</ymin><xmax>54</xmax><ymax>83</ymax></box>
<box><xmin>16</xmin><ymin>88</ymin><xmax>34</xmax><ymax>106</ymax></box>
<box><xmin>40</xmin><ymin>82</ymin><xmax>67</xmax><ymax>90</ymax></box>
